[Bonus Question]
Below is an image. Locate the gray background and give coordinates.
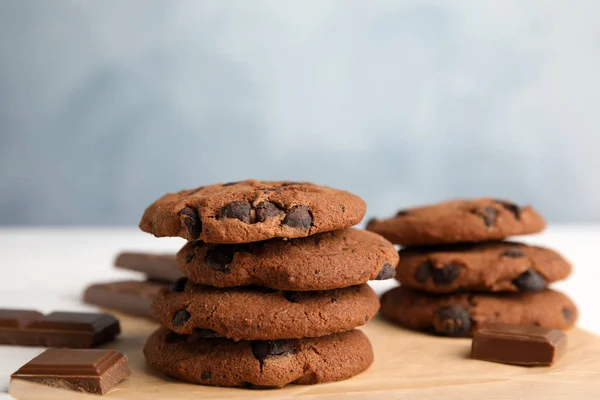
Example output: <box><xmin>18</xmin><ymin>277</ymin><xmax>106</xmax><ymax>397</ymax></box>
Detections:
<box><xmin>1</xmin><ymin>0</ymin><xmax>599</xmax><ymax>225</ymax></box>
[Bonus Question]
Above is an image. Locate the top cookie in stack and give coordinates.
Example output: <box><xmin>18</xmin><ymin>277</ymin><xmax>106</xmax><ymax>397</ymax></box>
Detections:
<box><xmin>140</xmin><ymin>180</ymin><xmax>398</xmax><ymax>389</ymax></box>
<box><xmin>367</xmin><ymin>198</ymin><xmax>577</xmax><ymax>337</ymax></box>
<box><xmin>140</xmin><ymin>180</ymin><xmax>367</xmax><ymax>243</ymax></box>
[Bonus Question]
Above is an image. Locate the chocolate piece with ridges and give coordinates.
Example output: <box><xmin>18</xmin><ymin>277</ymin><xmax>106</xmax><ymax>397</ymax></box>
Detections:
<box><xmin>114</xmin><ymin>252</ymin><xmax>181</xmax><ymax>282</ymax></box>
<box><xmin>471</xmin><ymin>323</ymin><xmax>567</xmax><ymax>366</ymax></box>
<box><xmin>83</xmin><ymin>280</ymin><xmax>165</xmax><ymax>319</ymax></box>
<box><xmin>11</xmin><ymin>348</ymin><xmax>131</xmax><ymax>395</ymax></box>
<box><xmin>0</xmin><ymin>310</ymin><xmax>120</xmax><ymax>348</ymax></box>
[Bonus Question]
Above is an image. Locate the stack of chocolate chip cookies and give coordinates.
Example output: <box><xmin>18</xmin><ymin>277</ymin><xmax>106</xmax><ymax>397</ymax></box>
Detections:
<box><xmin>367</xmin><ymin>198</ymin><xmax>577</xmax><ymax>337</ymax></box>
<box><xmin>139</xmin><ymin>180</ymin><xmax>398</xmax><ymax>388</ymax></box>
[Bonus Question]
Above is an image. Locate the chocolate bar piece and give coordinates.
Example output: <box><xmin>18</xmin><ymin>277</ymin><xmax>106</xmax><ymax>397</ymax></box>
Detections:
<box><xmin>0</xmin><ymin>309</ymin><xmax>120</xmax><ymax>348</ymax></box>
<box><xmin>114</xmin><ymin>252</ymin><xmax>181</xmax><ymax>281</ymax></box>
<box><xmin>11</xmin><ymin>348</ymin><xmax>131</xmax><ymax>395</ymax></box>
<box><xmin>471</xmin><ymin>323</ymin><xmax>567</xmax><ymax>366</ymax></box>
<box><xmin>83</xmin><ymin>280</ymin><xmax>166</xmax><ymax>319</ymax></box>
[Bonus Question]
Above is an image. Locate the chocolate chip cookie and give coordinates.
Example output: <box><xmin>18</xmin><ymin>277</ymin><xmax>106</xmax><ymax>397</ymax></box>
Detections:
<box><xmin>396</xmin><ymin>241</ymin><xmax>571</xmax><ymax>293</ymax></box>
<box><xmin>140</xmin><ymin>180</ymin><xmax>366</xmax><ymax>243</ymax></box>
<box><xmin>144</xmin><ymin>327</ymin><xmax>373</xmax><ymax>388</ymax></box>
<box><xmin>177</xmin><ymin>228</ymin><xmax>398</xmax><ymax>291</ymax></box>
<box><xmin>152</xmin><ymin>280</ymin><xmax>379</xmax><ymax>340</ymax></box>
<box><xmin>380</xmin><ymin>286</ymin><xmax>577</xmax><ymax>337</ymax></box>
<box><xmin>366</xmin><ymin>198</ymin><xmax>545</xmax><ymax>246</ymax></box>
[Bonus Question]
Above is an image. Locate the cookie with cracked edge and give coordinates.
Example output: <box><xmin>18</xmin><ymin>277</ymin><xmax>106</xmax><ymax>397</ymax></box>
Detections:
<box><xmin>396</xmin><ymin>241</ymin><xmax>571</xmax><ymax>293</ymax></box>
<box><xmin>366</xmin><ymin>198</ymin><xmax>545</xmax><ymax>246</ymax></box>
<box><xmin>152</xmin><ymin>281</ymin><xmax>379</xmax><ymax>341</ymax></box>
<box><xmin>139</xmin><ymin>179</ymin><xmax>366</xmax><ymax>244</ymax></box>
<box><xmin>177</xmin><ymin>228</ymin><xmax>398</xmax><ymax>291</ymax></box>
<box><xmin>380</xmin><ymin>286</ymin><xmax>577</xmax><ymax>337</ymax></box>
<box><xmin>144</xmin><ymin>327</ymin><xmax>373</xmax><ymax>388</ymax></box>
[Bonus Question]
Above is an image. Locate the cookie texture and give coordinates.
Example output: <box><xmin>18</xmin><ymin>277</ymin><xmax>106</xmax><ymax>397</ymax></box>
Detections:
<box><xmin>140</xmin><ymin>180</ymin><xmax>366</xmax><ymax>243</ymax></box>
<box><xmin>380</xmin><ymin>286</ymin><xmax>577</xmax><ymax>337</ymax></box>
<box><xmin>396</xmin><ymin>241</ymin><xmax>571</xmax><ymax>293</ymax></box>
<box><xmin>366</xmin><ymin>198</ymin><xmax>545</xmax><ymax>246</ymax></box>
<box><xmin>177</xmin><ymin>228</ymin><xmax>398</xmax><ymax>291</ymax></box>
<box><xmin>151</xmin><ymin>281</ymin><xmax>379</xmax><ymax>340</ymax></box>
<box><xmin>144</xmin><ymin>327</ymin><xmax>373</xmax><ymax>388</ymax></box>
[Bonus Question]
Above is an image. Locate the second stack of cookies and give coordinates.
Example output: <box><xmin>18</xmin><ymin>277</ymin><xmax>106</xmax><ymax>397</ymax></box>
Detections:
<box><xmin>141</xmin><ymin>180</ymin><xmax>398</xmax><ymax>388</ymax></box>
<box><xmin>368</xmin><ymin>198</ymin><xmax>577</xmax><ymax>337</ymax></box>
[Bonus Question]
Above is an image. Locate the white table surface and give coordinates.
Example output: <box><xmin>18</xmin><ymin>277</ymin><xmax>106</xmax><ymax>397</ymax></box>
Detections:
<box><xmin>0</xmin><ymin>226</ymin><xmax>599</xmax><ymax>399</ymax></box>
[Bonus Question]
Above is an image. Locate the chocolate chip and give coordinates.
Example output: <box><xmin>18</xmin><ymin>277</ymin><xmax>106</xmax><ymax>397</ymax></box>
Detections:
<box><xmin>282</xmin><ymin>205</ymin><xmax>312</xmax><ymax>229</ymax></box>
<box><xmin>222</xmin><ymin>181</ymin><xmax>239</xmax><ymax>186</ymax></box>
<box><xmin>218</xmin><ymin>201</ymin><xmax>252</xmax><ymax>223</ymax></box>
<box><xmin>244</xmin><ymin>383</ymin><xmax>279</xmax><ymax>390</ymax></box>
<box><xmin>283</xmin><ymin>291</ymin><xmax>299</xmax><ymax>302</ymax></box>
<box><xmin>339</xmin><ymin>204</ymin><xmax>346</xmax><ymax>212</ymax></box>
<box><xmin>433</xmin><ymin>306</ymin><xmax>472</xmax><ymax>336</ymax></box>
<box><xmin>502</xmin><ymin>248</ymin><xmax>525</xmax><ymax>258</ymax></box>
<box><xmin>512</xmin><ymin>269</ymin><xmax>547</xmax><ymax>291</ymax></box>
<box><xmin>201</xmin><ymin>371</ymin><xmax>211</xmax><ymax>380</ymax></box>
<box><xmin>251</xmin><ymin>339</ymin><xmax>299</xmax><ymax>361</ymax></box>
<box><xmin>375</xmin><ymin>263</ymin><xmax>396</xmax><ymax>280</ymax></box>
<box><xmin>179</xmin><ymin>207</ymin><xmax>202</xmax><ymax>239</ymax></box>
<box><xmin>431</xmin><ymin>263</ymin><xmax>462</xmax><ymax>285</ymax></box>
<box><xmin>414</xmin><ymin>261</ymin><xmax>433</xmax><ymax>283</ymax></box>
<box><xmin>562</xmin><ymin>307</ymin><xmax>573</xmax><ymax>321</ymax></box>
<box><xmin>173</xmin><ymin>309</ymin><xmax>191</xmax><ymax>327</ymax></box>
<box><xmin>193</xmin><ymin>328</ymin><xmax>218</xmax><ymax>337</ymax></box>
<box><xmin>473</xmin><ymin>206</ymin><xmax>498</xmax><ymax>227</ymax></box>
<box><xmin>396</xmin><ymin>210</ymin><xmax>409</xmax><ymax>217</ymax></box>
<box><xmin>168</xmin><ymin>277</ymin><xmax>188</xmax><ymax>293</ymax></box>
<box><xmin>496</xmin><ymin>200</ymin><xmax>522</xmax><ymax>219</ymax></box>
<box><xmin>205</xmin><ymin>245</ymin><xmax>235</xmax><ymax>273</ymax></box>
<box><xmin>255</xmin><ymin>201</ymin><xmax>284</xmax><ymax>223</ymax></box>
<box><xmin>165</xmin><ymin>331</ymin><xmax>188</xmax><ymax>343</ymax></box>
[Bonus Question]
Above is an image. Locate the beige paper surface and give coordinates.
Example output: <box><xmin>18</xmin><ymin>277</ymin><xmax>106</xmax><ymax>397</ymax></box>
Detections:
<box><xmin>10</xmin><ymin>313</ymin><xmax>600</xmax><ymax>399</ymax></box>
